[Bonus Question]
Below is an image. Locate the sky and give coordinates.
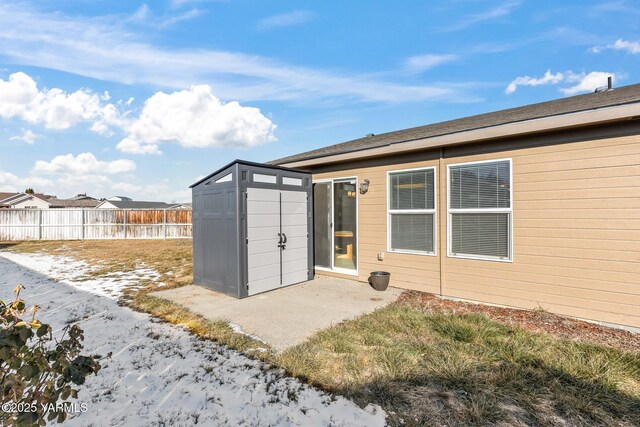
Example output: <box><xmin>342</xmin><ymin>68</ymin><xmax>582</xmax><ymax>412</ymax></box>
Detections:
<box><xmin>0</xmin><ymin>0</ymin><xmax>639</xmax><ymax>202</ymax></box>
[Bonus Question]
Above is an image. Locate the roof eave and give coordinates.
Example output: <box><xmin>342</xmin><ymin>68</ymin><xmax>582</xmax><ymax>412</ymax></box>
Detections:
<box><xmin>276</xmin><ymin>102</ymin><xmax>640</xmax><ymax>168</ymax></box>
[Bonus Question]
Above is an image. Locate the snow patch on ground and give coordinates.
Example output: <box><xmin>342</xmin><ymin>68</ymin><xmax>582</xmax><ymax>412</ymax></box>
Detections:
<box><xmin>0</xmin><ymin>251</ymin><xmax>386</xmax><ymax>426</ymax></box>
<box><xmin>0</xmin><ymin>251</ymin><xmax>162</xmax><ymax>299</ymax></box>
<box><xmin>228</xmin><ymin>322</ymin><xmax>269</xmax><ymax>344</ymax></box>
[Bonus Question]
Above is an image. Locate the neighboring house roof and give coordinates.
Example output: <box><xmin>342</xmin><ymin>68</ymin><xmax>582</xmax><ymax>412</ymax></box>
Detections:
<box><xmin>0</xmin><ymin>192</ymin><xmax>16</xmax><ymax>203</ymax></box>
<box><xmin>271</xmin><ymin>83</ymin><xmax>640</xmax><ymax>166</ymax></box>
<box><xmin>97</xmin><ymin>200</ymin><xmax>174</xmax><ymax>209</ymax></box>
<box><xmin>32</xmin><ymin>193</ymin><xmax>53</xmax><ymax>202</ymax></box>
<box><xmin>68</xmin><ymin>194</ymin><xmax>97</xmax><ymax>201</ymax></box>
<box><xmin>170</xmin><ymin>203</ymin><xmax>192</xmax><ymax>209</ymax></box>
<box><xmin>0</xmin><ymin>192</ymin><xmax>51</xmax><ymax>206</ymax></box>
<box><xmin>107</xmin><ymin>196</ymin><xmax>133</xmax><ymax>201</ymax></box>
<box><xmin>48</xmin><ymin>199</ymin><xmax>100</xmax><ymax>208</ymax></box>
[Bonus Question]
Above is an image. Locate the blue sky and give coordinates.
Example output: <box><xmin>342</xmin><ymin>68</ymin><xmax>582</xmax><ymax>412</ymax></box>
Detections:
<box><xmin>0</xmin><ymin>0</ymin><xmax>639</xmax><ymax>201</ymax></box>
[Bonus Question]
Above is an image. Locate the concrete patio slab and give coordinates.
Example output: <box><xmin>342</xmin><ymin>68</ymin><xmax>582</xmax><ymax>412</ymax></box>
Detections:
<box><xmin>152</xmin><ymin>276</ymin><xmax>402</xmax><ymax>352</ymax></box>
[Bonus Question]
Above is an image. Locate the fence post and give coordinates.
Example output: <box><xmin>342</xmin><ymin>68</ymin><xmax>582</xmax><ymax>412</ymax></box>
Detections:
<box><xmin>123</xmin><ymin>208</ymin><xmax>127</xmax><ymax>239</ymax></box>
<box><xmin>37</xmin><ymin>209</ymin><xmax>42</xmax><ymax>240</ymax></box>
<box><xmin>81</xmin><ymin>209</ymin><xmax>85</xmax><ymax>240</ymax></box>
<box><xmin>163</xmin><ymin>209</ymin><xmax>167</xmax><ymax>239</ymax></box>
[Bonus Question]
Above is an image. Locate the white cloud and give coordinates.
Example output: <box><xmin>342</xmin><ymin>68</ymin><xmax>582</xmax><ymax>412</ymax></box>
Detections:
<box><xmin>505</xmin><ymin>70</ymin><xmax>564</xmax><ymax>94</ymax></box>
<box><xmin>439</xmin><ymin>0</ymin><xmax>521</xmax><ymax>32</ymax></box>
<box><xmin>116</xmin><ymin>138</ymin><xmax>162</xmax><ymax>155</ymax></box>
<box><xmin>0</xmin><ymin>71</ymin><xmax>276</xmax><ymax>155</ymax></box>
<box><xmin>505</xmin><ymin>70</ymin><xmax>616</xmax><ymax>95</ymax></box>
<box><xmin>560</xmin><ymin>72</ymin><xmax>616</xmax><ymax>95</ymax></box>
<box><xmin>405</xmin><ymin>54</ymin><xmax>459</xmax><ymax>73</ymax></box>
<box><xmin>0</xmin><ymin>71</ymin><xmax>119</xmax><ymax>131</ymax></box>
<box><xmin>1</xmin><ymin>161</ymin><xmax>189</xmax><ymax>201</ymax></box>
<box><xmin>33</xmin><ymin>153</ymin><xmax>136</xmax><ymax>175</ymax></box>
<box><xmin>596</xmin><ymin>38</ymin><xmax>640</xmax><ymax>54</ymax></box>
<box><xmin>258</xmin><ymin>10</ymin><xmax>315</xmax><ymax>29</ymax></box>
<box><xmin>0</xmin><ymin>170</ymin><xmax>53</xmax><ymax>193</ymax></box>
<box><xmin>129</xmin><ymin>4</ymin><xmax>203</xmax><ymax>28</ymax></box>
<box><xmin>117</xmin><ymin>85</ymin><xmax>276</xmax><ymax>155</ymax></box>
<box><xmin>9</xmin><ymin>129</ymin><xmax>39</xmax><ymax>144</ymax></box>
<box><xmin>0</xmin><ymin>3</ymin><xmax>472</xmax><ymax>104</ymax></box>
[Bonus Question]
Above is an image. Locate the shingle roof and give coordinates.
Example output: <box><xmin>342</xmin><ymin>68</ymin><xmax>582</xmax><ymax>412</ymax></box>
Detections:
<box><xmin>271</xmin><ymin>83</ymin><xmax>640</xmax><ymax>165</ymax></box>
<box><xmin>0</xmin><ymin>192</ymin><xmax>51</xmax><ymax>205</ymax></box>
<box><xmin>49</xmin><ymin>199</ymin><xmax>100</xmax><ymax>208</ymax></box>
<box><xmin>0</xmin><ymin>192</ymin><xmax>15</xmax><ymax>203</ymax></box>
<box><xmin>68</xmin><ymin>194</ymin><xmax>97</xmax><ymax>201</ymax></box>
<box><xmin>100</xmin><ymin>200</ymin><xmax>173</xmax><ymax>209</ymax></box>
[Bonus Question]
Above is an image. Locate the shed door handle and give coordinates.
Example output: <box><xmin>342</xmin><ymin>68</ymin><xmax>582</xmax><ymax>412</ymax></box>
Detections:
<box><xmin>282</xmin><ymin>233</ymin><xmax>287</xmax><ymax>244</ymax></box>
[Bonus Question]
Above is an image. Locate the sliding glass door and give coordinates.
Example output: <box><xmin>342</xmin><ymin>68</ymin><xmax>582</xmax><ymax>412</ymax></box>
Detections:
<box><xmin>313</xmin><ymin>178</ymin><xmax>358</xmax><ymax>274</ymax></box>
<box><xmin>313</xmin><ymin>182</ymin><xmax>332</xmax><ymax>269</ymax></box>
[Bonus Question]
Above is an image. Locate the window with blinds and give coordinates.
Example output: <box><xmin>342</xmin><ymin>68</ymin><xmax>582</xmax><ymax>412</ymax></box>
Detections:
<box><xmin>387</xmin><ymin>168</ymin><xmax>436</xmax><ymax>254</ymax></box>
<box><xmin>448</xmin><ymin>159</ymin><xmax>512</xmax><ymax>261</ymax></box>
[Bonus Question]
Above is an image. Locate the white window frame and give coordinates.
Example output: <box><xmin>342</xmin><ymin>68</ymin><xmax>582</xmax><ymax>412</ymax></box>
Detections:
<box><xmin>446</xmin><ymin>158</ymin><xmax>513</xmax><ymax>263</ymax></box>
<box><xmin>313</xmin><ymin>176</ymin><xmax>359</xmax><ymax>276</ymax></box>
<box><xmin>386</xmin><ymin>166</ymin><xmax>437</xmax><ymax>256</ymax></box>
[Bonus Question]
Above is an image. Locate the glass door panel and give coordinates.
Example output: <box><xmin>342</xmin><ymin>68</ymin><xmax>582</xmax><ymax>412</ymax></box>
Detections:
<box><xmin>333</xmin><ymin>180</ymin><xmax>357</xmax><ymax>271</ymax></box>
<box><xmin>313</xmin><ymin>183</ymin><xmax>331</xmax><ymax>268</ymax></box>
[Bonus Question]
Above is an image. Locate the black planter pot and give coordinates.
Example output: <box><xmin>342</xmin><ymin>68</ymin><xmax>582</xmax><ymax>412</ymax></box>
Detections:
<box><xmin>369</xmin><ymin>271</ymin><xmax>390</xmax><ymax>291</ymax></box>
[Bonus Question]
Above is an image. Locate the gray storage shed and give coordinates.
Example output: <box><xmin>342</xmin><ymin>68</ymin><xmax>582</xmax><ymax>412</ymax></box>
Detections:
<box><xmin>190</xmin><ymin>160</ymin><xmax>313</xmax><ymax>298</ymax></box>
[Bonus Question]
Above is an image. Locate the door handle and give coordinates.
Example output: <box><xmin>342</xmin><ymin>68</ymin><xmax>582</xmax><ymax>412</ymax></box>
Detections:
<box><xmin>282</xmin><ymin>233</ymin><xmax>287</xmax><ymax>244</ymax></box>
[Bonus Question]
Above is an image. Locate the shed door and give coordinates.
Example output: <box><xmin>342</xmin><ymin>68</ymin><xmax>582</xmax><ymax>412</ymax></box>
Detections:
<box><xmin>281</xmin><ymin>190</ymin><xmax>309</xmax><ymax>286</ymax></box>
<box><xmin>246</xmin><ymin>188</ymin><xmax>309</xmax><ymax>296</ymax></box>
<box><xmin>247</xmin><ymin>188</ymin><xmax>281</xmax><ymax>295</ymax></box>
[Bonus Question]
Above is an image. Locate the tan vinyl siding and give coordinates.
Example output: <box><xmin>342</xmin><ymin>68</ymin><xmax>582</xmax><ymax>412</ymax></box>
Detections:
<box><xmin>310</xmin><ymin>125</ymin><xmax>640</xmax><ymax>327</ymax></box>
<box><xmin>441</xmin><ymin>134</ymin><xmax>640</xmax><ymax>327</ymax></box>
<box><xmin>313</xmin><ymin>159</ymin><xmax>442</xmax><ymax>295</ymax></box>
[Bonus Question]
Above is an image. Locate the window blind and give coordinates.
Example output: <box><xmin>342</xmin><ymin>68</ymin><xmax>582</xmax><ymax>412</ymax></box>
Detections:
<box><xmin>450</xmin><ymin>213</ymin><xmax>509</xmax><ymax>258</ymax></box>
<box><xmin>388</xmin><ymin>168</ymin><xmax>435</xmax><ymax>254</ymax></box>
<box><xmin>449</xmin><ymin>161</ymin><xmax>510</xmax><ymax>209</ymax></box>
<box><xmin>390</xmin><ymin>169</ymin><xmax>435</xmax><ymax>210</ymax></box>
<box><xmin>390</xmin><ymin>213</ymin><xmax>434</xmax><ymax>252</ymax></box>
<box><xmin>448</xmin><ymin>160</ymin><xmax>511</xmax><ymax>260</ymax></box>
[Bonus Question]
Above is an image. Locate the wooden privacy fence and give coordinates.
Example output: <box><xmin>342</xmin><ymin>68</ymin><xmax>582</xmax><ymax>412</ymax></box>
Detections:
<box><xmin>0</xmin><ymin>209</ymin><xmax>192</xmax><ymax>241</ymax></box>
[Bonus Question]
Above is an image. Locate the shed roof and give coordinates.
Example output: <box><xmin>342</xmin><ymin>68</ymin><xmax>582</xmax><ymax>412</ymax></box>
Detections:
<box><xmin>190</xmin><ymin>159</ymin><xmax>308</xmax><ymax>188</ymax></box>
<box><xmin>271</xmin><ymin>83</ymin><xmax>640</xmax><ymax>166</ymax></box>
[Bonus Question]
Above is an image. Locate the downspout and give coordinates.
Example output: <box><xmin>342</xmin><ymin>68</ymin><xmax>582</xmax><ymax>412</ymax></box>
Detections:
<box><xmin>439</xmin><ymin>147</ymin><xmax>445</xmax><ymax>296</ymax></box>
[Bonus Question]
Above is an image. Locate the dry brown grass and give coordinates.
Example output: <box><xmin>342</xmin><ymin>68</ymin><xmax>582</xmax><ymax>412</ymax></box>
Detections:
<box><xmin>4</xmin><ymin>240</ymin><xmax>638</xmax><ymax>425</ymax></box>
<box><xmin>277</xmin><ymin>303</ymin><xmax>640</xmax><ymax>426</ymax></box>
<box><xmin>0</xmin><ymin>240</ymin><xmax>192</xmax><ymax>294</ymax></box>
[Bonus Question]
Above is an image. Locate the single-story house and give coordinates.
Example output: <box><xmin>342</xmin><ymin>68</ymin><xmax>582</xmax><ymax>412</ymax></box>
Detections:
<box><xmin>170</xmin><ymin>203</ymin><xmax>192</xmax><ymax>210</ymax></box>
<box><xmin>267</xmin><ymin>83</ymin><xmax>640</xmax><ymax>328</ymax></box>
<box><xmin>96</xmin><ymin>200</ymin><xmax>174</xmax><ymax>209</ymax></box>
<box><xmin>0</xmin><ymin>192</ymin><xmax>52</xmax><ymax>209</ymax></box>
